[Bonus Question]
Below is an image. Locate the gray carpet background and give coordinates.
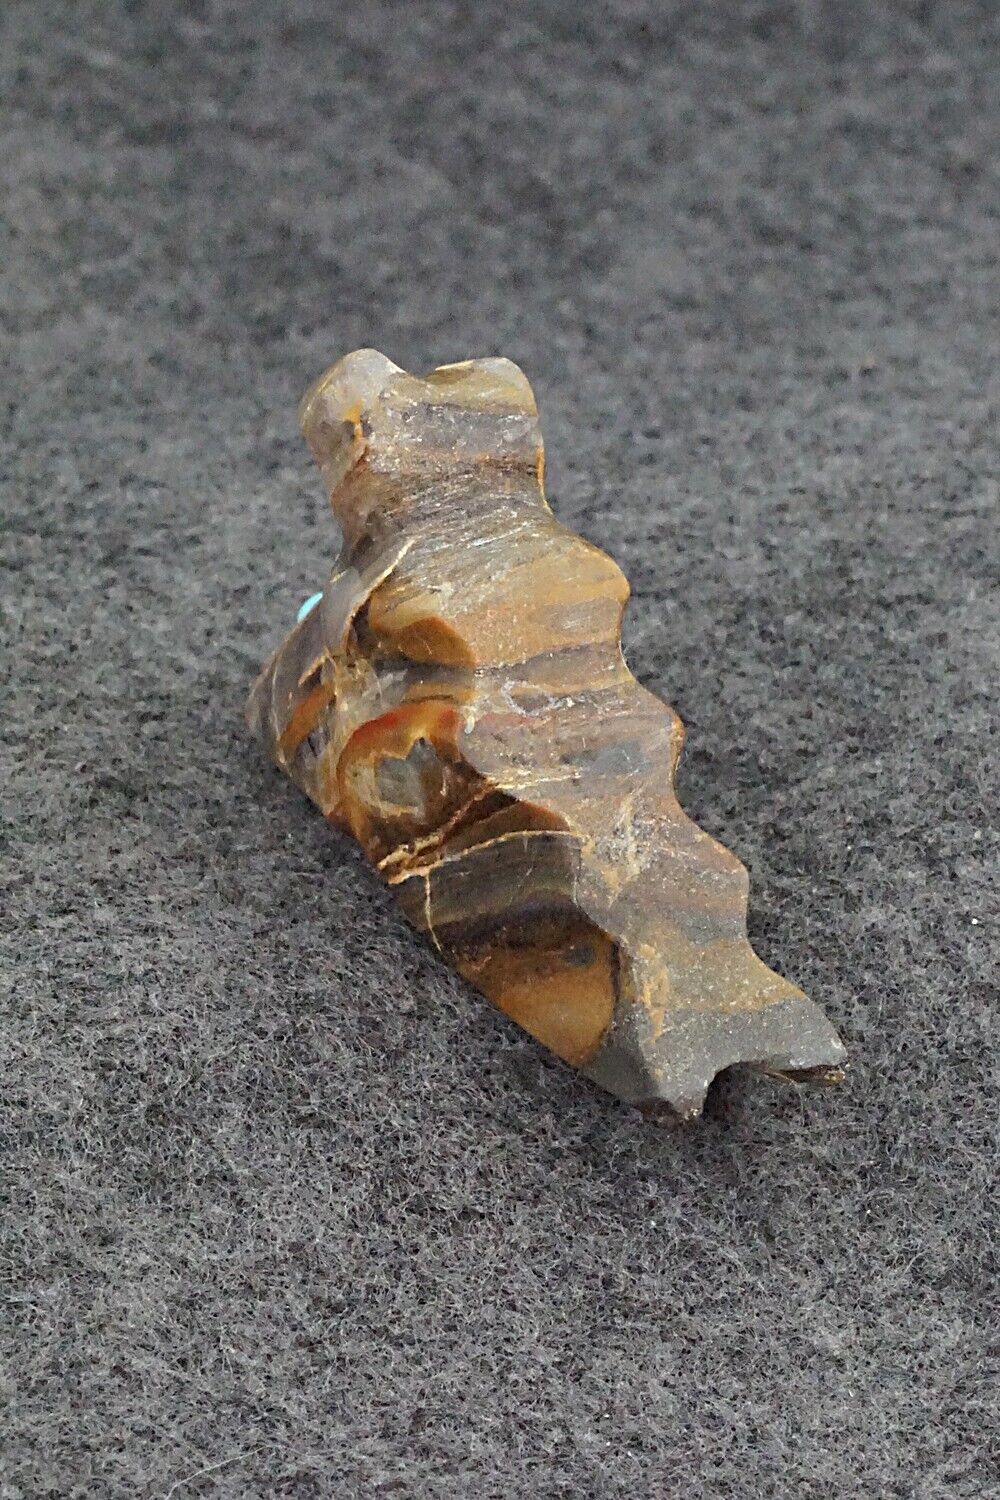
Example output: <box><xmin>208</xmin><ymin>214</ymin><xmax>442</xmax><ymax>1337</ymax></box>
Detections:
<box><xmin>3</xmin><ymin>2</ymin><xmax>998</xmax><ymax>1496</ymax></box>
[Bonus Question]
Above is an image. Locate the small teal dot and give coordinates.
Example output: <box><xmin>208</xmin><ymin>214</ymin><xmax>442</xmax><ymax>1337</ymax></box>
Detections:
<box><xmin>297</xmin><ymin>591</ymin><xmax>324</xmax><ymax>624</ymax></box>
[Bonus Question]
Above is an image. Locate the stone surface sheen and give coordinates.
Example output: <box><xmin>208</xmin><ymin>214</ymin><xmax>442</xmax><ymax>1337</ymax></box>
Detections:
<box><xmin>247</xmin><ymin>351</ymin><xmax>846</xmax><ymax>1116</ymax></box>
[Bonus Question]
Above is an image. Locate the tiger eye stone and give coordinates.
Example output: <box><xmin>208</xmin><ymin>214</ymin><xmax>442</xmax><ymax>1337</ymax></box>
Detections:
<box><xmin>247</xmin><ymin>350</ymin><xmax>846</xmax><ymax>1118</ymax></box>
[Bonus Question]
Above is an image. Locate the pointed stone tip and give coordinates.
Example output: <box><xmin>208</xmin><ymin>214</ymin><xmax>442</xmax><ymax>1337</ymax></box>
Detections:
<box><xmin>586</xmin><ymin>994</ymin><xmax>847</xmax><ymax>1121</ymax></box>
<box><xmin>637</xmin><ymin>1058</ymin><xmax>847</xmax><ymax>1124</ymax></box>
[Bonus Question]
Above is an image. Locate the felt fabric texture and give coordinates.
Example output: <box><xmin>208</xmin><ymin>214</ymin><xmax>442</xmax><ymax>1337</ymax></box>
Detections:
<box><xmin>3</xmin><ymin>2</ymin><xmax>997</xmax><ymax>1496</ymax></box>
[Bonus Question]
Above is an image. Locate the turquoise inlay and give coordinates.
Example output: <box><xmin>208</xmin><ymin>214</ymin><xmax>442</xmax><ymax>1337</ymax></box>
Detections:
<box><xmin>296</xmin><ymin>591</ymin><xmax>324</xmax><ymax>624</ymax></box>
